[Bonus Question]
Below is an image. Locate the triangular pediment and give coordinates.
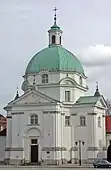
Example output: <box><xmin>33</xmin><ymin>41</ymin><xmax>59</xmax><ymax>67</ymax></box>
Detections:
<box><xmin>8</xmin><ymin>90</ymin><xmax>58</xmax><ymax>106</ymax></box>
<box><xmin>95</xmin><ymin>96</ymin><xmax>107</xmax><ymax>108</ymax></box>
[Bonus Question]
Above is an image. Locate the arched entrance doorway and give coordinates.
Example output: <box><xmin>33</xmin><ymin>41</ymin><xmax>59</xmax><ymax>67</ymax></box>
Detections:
<box><xmin>24</xmin><ymin>127</ymin><xmax>41</xmax><ymax>163</ymax></box>
<box><xmin>107</xmin><ymin>145</ymin><xmax>111</xmax><ymax>162</ymax></box>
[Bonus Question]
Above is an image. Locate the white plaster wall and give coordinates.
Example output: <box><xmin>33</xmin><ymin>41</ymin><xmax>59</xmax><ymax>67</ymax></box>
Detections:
<box><xmin>94</xmin><ymin>107</ymin><xmax>106</xmax><ymax>148</ymax></box>
<box><xmin>74</xmin><ymin>88</ymin><xmax>87</xmax><ymax>102</ymax></box>
<box><xmin>42</xmin><ymin>112</ymin><xmax>63</xmax><ymax>160</ymax></box>
<box><xmin>24</xmin><ymin>71</ymin><xmax>87</xmax><ymax>103</ymax></box>
<box><xmin>0</xmin><ymin>136</ymin><xmax>6</xmax><ymax>161</ymax></box>
<box><xmin>10</xmin><ymin>151</ymin><xmax>23</xmax><ymax>161</ymax></box>
<box><xmin>7</xmin><ymin>103</ymin><xmax>58</xmax><ymax>161</ymax></box>
<box><xmin>71</xmin><ymin>105</ymin><xmax>106</xmax><ymax>160</ymax></box>
<box><xmin>12</xmin><ymin>115</ymin><xmax>21</xmax><ymax>147</ymax></box>
<box><xmin>63</xmin><ymin>126</ymin><xmax>71</xmax><ymax>160</ymax></box>
<box><xmin>73</xmin><ymin>113</ymin><xmax>89</xmax><ymax>160</ymax></box>
<box><xmin>27</xmin><ymin>72</ymin><xmax>60</xmax><ymax>85</ymax></box>
<box><xmin>42</xmin><ymin>113</ymin><xmax>53</xmax><ymax>147</ymax></box>
<box><xmin>71</xmin><ymin>106</ymin><xmax>95</xmax><ymax>160</ymax></box>
<box><xmin>6</xmin><ymin>118</ymin><xmax>12</xmax><ymax>148</ymax></box>
<box><xmin>38</xmin><ymin>87</ymin><xmax>60</xmax><ymax>101</ymax></box>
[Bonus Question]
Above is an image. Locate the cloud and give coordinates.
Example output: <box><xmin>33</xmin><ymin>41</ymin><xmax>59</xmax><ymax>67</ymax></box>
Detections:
<box><xmin>77</xmin><ymin>45</ymin><xmax>111</xmax><ymax>67</ymax></box>
<box><xmin>75</xmin><ymin>44</ymin><xmax>111</xmax><ymax>100</ymax></box>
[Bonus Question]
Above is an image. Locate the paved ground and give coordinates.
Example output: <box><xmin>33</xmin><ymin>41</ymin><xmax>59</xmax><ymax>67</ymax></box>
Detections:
<box><xmin>0</xmin><ymin>167</ymin><xmax>108</xmax><ymax>170</ymax></box>
<box><xmin>0</xmin><ymin>168</ymin><xmax>96</xmax><ymax>170</ymax></box>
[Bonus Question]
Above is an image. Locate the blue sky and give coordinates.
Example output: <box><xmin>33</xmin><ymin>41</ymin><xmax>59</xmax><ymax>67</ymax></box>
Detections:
<box><xmin>0</xmin><ymin>0</ymin><xmax>111</xmax><ymax>114</ymax></box>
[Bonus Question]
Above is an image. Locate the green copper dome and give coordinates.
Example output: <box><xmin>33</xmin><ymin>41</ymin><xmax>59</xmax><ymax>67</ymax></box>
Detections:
<box><xmin>25</xmin><ymin>45</ymin><xmax>84</xmax><ymax>75</ymax></box>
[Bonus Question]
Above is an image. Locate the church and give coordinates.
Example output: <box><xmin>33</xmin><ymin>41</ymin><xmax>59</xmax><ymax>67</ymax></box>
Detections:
<box><xmin>4</xmin><ymin>10</ymin><xmax>108</xmax><ymax>165</ymax></box>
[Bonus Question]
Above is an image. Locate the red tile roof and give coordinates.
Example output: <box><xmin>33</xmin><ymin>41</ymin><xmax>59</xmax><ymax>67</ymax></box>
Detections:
<box><xmin>0</xmin><ymin>128</ymin><xmax>6</xmax><ymax>136</ymax></box>
<box><xmin>106</xmin><ymin>115</ymin><xmax>111</xmax><ymax>133</ymax></box>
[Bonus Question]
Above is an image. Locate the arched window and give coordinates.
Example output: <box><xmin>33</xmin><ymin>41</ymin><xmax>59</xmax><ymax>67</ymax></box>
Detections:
<box><xmin>79</xmin><ymin>76</ymin><xmax>82</xmax><ymax>86</ymax></box>
<box><xmin>80</xmin><ymin>116</ymin><xmax>86</xmax><ymax>126</ymax></box>
<box><xmin>52</xmin><ymin>35</ymin><xmax>56</xmax><ymax>44</ymax></box>
<box><xmin>30</xmin><ymin>114</ymin><xmax>38</xmax><ymax>125</ymax></box>
<box><xmin>60</xmin><ymin>36</ymin><xmax>61</xmax><ymax>44</ymax></box>
<box><xmin>98</xmin><ymin>116</ymin><xmax>101</xmax><ymax>127</ymax></box>
<box><xmin>42</xmin><ymin>74</ymin><xmax>48</xmax><ymax>84</ymax></box>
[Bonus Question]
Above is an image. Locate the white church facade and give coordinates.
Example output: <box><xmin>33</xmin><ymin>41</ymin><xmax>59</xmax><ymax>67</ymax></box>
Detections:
<box><xmin>4</xmin><ymin>11</ymin><xmax>108</xmax><ymax>165</ymax></box>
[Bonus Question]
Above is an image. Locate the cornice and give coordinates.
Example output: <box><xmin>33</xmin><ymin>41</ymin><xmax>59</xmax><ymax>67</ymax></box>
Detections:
<box><xmin>5</xmin><ymin>102</ymin><xmax>58</xmax><ymax>109</ymax></box>
<box><xmin>24</xmin><ymin>70</ymin><xmax>87</xmax><ymax>78</ymax></box>
<box><xmin>37</xmin><ymin>83</ymin><xmax>88</xmax><ymax>92</ymax></box>
<box><xmin>87</xmin><ymin>113</ymin><xmax>97</xmax><ymax>115</ymax></box>
<box><xmin>43</xmin><ymin>111</ymin><xmax>60</xmax><ymax>114</ymax></box>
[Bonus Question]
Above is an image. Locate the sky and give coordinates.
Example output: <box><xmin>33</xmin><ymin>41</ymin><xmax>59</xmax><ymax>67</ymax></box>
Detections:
<box><xmin>0</xmin><ymin>0</ymin><xmax>111</xmax><ymax>114</ymax></box>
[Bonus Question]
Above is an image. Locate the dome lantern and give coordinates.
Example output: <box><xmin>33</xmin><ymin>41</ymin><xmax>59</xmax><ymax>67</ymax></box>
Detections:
<box><xmin>48</xmin><ymin>7</ymin><xmax>63</xmax><ymax>47</ymax></box>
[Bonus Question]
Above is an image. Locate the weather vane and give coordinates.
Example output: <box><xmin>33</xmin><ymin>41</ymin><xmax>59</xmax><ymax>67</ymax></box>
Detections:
<box><xmin>53</xmin><ymin>7</ymin><xmax>58</xmax><ymax>24</ymax></box>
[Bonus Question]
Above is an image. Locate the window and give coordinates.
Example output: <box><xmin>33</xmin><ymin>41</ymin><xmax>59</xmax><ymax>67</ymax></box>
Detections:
<box><xmin>60</xmin><ymin>36</ymin><xmax>61</xmax><ymax>44</ymax></box>
<box><xmin>31</xmin><ymin>139</ymin><xmax>38</xmax><ymax>144</ymax></box>
<box><xmin>98</xmin><ymin>116</ymin><xmax>101</xmax><ymax>127</ymax></box>
<box><xmin>79</xmin><ymin>76</ymin><xmax>82</xmax><ymax>86</ymax></box>
<box><xmin>65</xmin><ymin>91</ymin><xmax>70</xmax><ymax>102</ymax></box>
<box><xmin>42</xmin><ymin>74</ymin><xmax>48</xmax><ymax>84</ymax></box>
<box><xmin>30</xmin><ymin>114</ymin><xmax>38</xmax><ymax>125</ymax></box>
<box><xmin>65</xmin><ymin>116</ymin><xmax>70</xmax><ymax>126</ymax></box>
<box><xmin>80</xmin><ymin>116</ymin><xmax>86</xmax><ymax>126</ymax></box>
<box><xmin>52</xmin><ymin>35</ymin><xmax>56</xmax><ymax>44</ymax></box>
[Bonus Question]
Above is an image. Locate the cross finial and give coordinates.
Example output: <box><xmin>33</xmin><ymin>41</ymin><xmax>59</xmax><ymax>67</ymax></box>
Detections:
<box><xmin>53</xmin><ymin>7</ymin><xmax>58</xmax><ymax>24</ymax></box>
<box><xmin>14</xmin><ymin>86</ymin><xmax>19</xmax><ymax>100</ymax></box>
<box><xmin>96</xmin><ymin>81</ymin><xmax>98</xmax><ymax>91</ymax></box>
<box><xmin>94</xmin><ymin>81</ymin><xmax>100</xmax><ymax>96</ymax></box>
<box><xmin>17</xmin><ymin>86</ymin><xmax>18</xmax><ymax>93</ymax></box>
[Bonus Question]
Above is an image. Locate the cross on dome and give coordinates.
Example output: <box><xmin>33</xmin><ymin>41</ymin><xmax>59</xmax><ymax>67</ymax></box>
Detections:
<box><xmin>53</xmin><ymin>7</ymin><xmax>58</xmax><ymax>24</ymax></box>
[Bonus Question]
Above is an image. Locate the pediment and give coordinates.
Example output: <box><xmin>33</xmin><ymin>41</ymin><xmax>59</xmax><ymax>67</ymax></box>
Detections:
<box><xmin>9</xmin><ymin>90</ymin><xmax>57</xmax><ymax>105</ymax></box>
<box><xmin>96</xmin><ymin>96</ymin><xmax>107</xmax><ymax>108</ymax></box>
<box><xmin>59</xmin><ymin>77</ymin><xmax>77</xmax><ymax>86</ymax></box>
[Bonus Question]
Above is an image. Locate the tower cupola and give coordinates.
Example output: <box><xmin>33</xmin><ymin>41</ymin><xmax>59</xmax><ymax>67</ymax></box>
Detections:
<box><xmin>48</xmin><ymin>7</ymin><xmax>63</xmax><ymax>47</ymax></box>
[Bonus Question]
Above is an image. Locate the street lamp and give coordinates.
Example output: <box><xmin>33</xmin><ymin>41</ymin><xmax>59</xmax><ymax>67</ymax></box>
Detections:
<box><xmin>75</xmin><ymin>140</ymin><xmax>85</xmax><ymax>166</ymax></box>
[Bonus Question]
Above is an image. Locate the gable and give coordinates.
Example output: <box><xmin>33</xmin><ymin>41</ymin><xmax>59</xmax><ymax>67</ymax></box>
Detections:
<box><xmin>75</xmin><ymin>95</ymin><xmax>107</xmax><ymax>108</ymax></box>
<box><xmin>9</xmin><ymin>90</ymin><xmax>58</xmax><ymax>105</ymax></box>
<box><xmin>96</xmin><ymin>97</ymin><xmax>107</xmax><ymax>108</ymax></box>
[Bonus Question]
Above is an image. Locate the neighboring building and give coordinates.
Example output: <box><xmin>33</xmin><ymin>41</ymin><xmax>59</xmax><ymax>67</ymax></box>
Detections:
<box><xmin>106</xmin><ymin>100</ymin><xmax>111</xmax><ymax>115</ymax></box>
<box><xmin>0</xmin><ymin>114</ymin><xmax>7</xmax><ymax>162</ymax></box>
<box><xmin>0</xmin><ymin>114</ymin><xmax>6</xmax><ymax>132</ymax></box>
<box><xmin>106</xmin><ymin>115</ymin><xmax>111</xmax><ymax>146</ymax></box>
<box><xmin>106</xmin><ymin>115</ymin><xmax>111</xmax><ymax>162</ymax></box>
<box><xmin>4</xmin><ymin>11</ymin><xmax>108</xmax><ymax>165</ymax></box>
<box><xmin>0</xmin><ymin>128</ymin><xmax>6</xmax><ymax>162</ymax></box>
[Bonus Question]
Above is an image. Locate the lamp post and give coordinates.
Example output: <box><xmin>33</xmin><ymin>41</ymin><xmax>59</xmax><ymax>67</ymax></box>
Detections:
<box><xmin>75</xmin><ymin>140</ymin><xmax>85</xmax><ymax>166</ymax></box>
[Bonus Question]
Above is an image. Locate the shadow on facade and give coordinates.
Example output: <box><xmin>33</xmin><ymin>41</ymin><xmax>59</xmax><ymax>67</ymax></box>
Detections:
<box><xmin>107</xmin><ymin>145</ymin><xmax>111</xmax><ymax>162</ymax></box>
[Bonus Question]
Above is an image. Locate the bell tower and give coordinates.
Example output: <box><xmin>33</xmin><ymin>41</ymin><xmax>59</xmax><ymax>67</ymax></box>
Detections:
<box><xmin>48</xmin><ymin>7</ymin><xmax>63</xmax><ymax>46</ymax></box>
